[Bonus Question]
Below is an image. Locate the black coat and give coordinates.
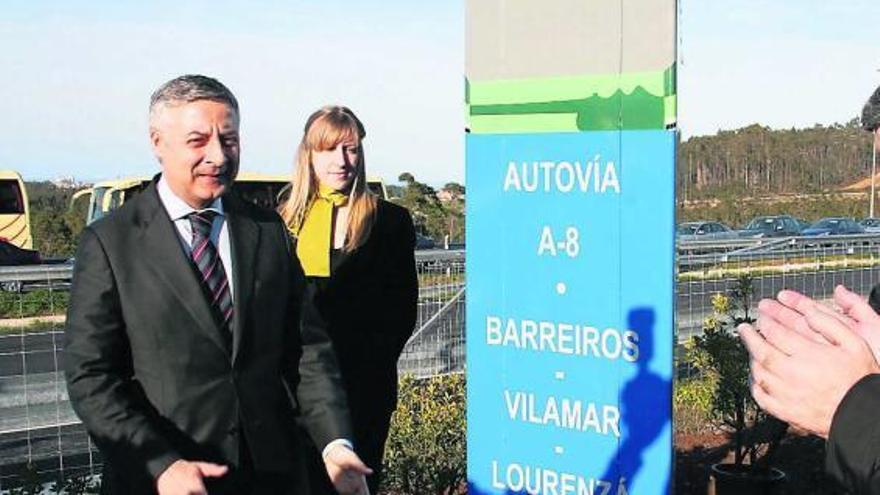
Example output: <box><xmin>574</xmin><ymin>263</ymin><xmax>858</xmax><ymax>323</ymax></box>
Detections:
<box><xmin>64</xmin><ymin>180</ymin><xmax>351</xmax><ymax>494</ymax></box>
<box><xmin>826</xmin><ymin>374</ymin><xmax>880</xmax><ymax>494</ymax></box>
<box><xmin>296</xmin><ymin>199</ymin><xmax>417</xmax><ymax>490</ymax></box>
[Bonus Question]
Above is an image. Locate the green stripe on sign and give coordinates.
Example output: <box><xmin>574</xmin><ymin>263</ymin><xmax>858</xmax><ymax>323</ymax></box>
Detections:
<box><xmin>467</xmin><ymin>87</ymin><xmax>674</xmax><ymax>133</ymax></box>
<box><xmin>468</xmin><ymin>67</ymin><xmax>674</xmax><ymax>106</ymax></box>
<box><xmin>465</xmin><ymin>64</ymin><xmax>677</xmax><ymax>133</ymax></box>
<box><xmin>664</xmin><ymin>64</ymin><xmax>676</xmax><ymax>97</ymax></box>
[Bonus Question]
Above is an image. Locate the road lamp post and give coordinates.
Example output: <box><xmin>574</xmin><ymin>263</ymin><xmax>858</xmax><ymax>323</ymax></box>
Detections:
<box><xmin>871</xmin><ymin>71</ymin><xmax>879</xmax><ymax>218</ymax></box>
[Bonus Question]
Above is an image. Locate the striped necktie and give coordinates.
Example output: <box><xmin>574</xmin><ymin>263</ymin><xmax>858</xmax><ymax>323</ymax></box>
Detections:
<box><xmin>189</xmin><ymin>211</ymin><xmax>233</xmax><ymax>330</ymax></box>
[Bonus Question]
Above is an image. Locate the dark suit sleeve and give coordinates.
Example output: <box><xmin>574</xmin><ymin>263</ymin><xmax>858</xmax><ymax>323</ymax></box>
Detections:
<box><xmin>380</xmin><ymin>207</ymin><xmax>418</xmax><ymax>361</ymax></box>
<box><xmin>64</xmin><ymin>228</ymin><xmax>180</xmax><ymax>479</ymax></box>
<box><xmin>825</xmin><ymin>373</ymin><xmax>880</xmax><ymax>494</ymax></box>
<box><xmin>280</xmin><ymin>223</ymin><xmax>352</xmax><ymax>452</ymax></box>
<box><xmin>869</xmin><ymin>284</ymin><xmax>880</xmax><ymax>315</ymax></box>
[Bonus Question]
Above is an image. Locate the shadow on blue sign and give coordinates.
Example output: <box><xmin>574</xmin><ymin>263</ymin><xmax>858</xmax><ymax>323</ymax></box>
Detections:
<box><xmin>598</xmin><ymin>307</ymin><xmax>671</xmax><ymax>494</ymax></box>
<box><xmin>467</xmin><ymin>307</ymin><xmax>671</xmax><ymax>494</ymax></box>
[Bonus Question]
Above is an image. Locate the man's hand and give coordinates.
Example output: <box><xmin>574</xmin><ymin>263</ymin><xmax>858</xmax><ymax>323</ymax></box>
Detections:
<box><xmin>324</xmin><ymin>444</ymin><xmax>373</xmax><ymax>495</ymax></box>
<box><xmin>740</xmin><ymin>290</ymin><xmax>880</xmax><ymax>438</ymax></box>
<box><xmin>156</xmin><ymin>459</ymin><xmax>228</xmax><ymax>495</ymax></box>
<box><xmin>832</xmin><ymin>285</ymin><xmax>880</xmax><ymax>362</ymax></box>
<box><xmin>759</xmin><ymin>286</ymin><xmax>880</xmax><ymax>362</ymax></box>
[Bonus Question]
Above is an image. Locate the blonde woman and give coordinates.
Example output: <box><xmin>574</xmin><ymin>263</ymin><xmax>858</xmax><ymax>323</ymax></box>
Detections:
<box><xmin>281</xmin><ymin>106</ymin><xmax>417</xmax><ymax>494</ymax></box>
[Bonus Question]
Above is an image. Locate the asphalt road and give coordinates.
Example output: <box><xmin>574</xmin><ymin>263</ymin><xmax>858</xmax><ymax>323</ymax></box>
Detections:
<box><xmin>0</xmin><ymin>331</ymin><xmax>64</xmax><ymax>377</ymax></box>
<box><xmin>0</xmin><ymin>422</ymin><xmax>97</xmax><ymax>487</ymax></box>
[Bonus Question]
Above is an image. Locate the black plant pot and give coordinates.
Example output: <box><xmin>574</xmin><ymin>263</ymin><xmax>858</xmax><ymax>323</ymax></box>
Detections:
<box><xmin>707</xmin><ymin>463</ymin><xmax>785</xmax><ymax>495</ymax></box>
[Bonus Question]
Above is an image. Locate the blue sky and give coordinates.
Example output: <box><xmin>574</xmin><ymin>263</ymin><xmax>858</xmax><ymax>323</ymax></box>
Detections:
<box><xmin>1</xmin><ymin>1</ymin><xmax>878</xmax><ymax>185</ymax></box>
<box><xmin>679</xmin><ymin>0</ymin><xmax>880</xmax><ymax>136</ymax></box>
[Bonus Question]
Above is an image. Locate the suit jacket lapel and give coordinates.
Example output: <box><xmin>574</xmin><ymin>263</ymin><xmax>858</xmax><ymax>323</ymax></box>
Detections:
<box><xmin>225</xmin><ymin>195</ymin><xmax>259</xmax><ymax>364</ymax></box>
<box><xmin>136</xmin><ymin>184</ymin><xmax>230</xmax><ymax>354</ymax></box>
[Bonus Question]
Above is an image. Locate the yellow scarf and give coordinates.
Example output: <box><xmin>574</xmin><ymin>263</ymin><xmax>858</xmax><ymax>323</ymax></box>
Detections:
<box><xmin>295</xmin><ymin>185</ymin><xmax>348</xmax><ymax>277</ymax></box>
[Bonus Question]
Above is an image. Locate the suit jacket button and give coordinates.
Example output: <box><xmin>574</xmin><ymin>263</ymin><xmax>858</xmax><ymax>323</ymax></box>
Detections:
<box><xmin>228</xmin><ymin>425</ymin><xmax>239</xmax><ymax>436</ymax></box>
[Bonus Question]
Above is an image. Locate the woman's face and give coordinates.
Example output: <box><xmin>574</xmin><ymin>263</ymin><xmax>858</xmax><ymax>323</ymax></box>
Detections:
<box><xmin>311</xmin><ymin>139</ymin><xmax>359</xmax><ymax>192</ymax></box>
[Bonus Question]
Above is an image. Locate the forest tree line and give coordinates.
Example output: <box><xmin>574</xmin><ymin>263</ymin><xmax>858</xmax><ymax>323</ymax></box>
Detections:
<box><xmin>679</xmin><ymin>119</ymin><xmax>875</xmax><ymax>200</ymax></box>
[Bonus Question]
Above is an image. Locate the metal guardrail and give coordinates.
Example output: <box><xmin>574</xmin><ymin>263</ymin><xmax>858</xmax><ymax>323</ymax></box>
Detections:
<box><xmin>677</xmin><ymin>232</ymin><xmax>880</xmax><ymax>253</ymax></box>
<box><xmin>0</xmin><ymin>264</ymin><xmax>74</xmax><ymax>293</ymax></box>
<box><xmin>0</xmin><ymin>251</ymin><xmax>464</xmax><ymax>282</ymax></box>
<box><xmin>0</xmin><ymin>250</ymin><xmax>464</xmax><ymax>294</ymax></box>
<box><xmin>415</xmin><ymin>248</ymin><xmax>464</xmax><ymax>262</ymax></box>
<box><xmin>0</xmin><ymin>265</ymin><xmax>73</xmax><ymax>283</ymax></box>
<box><xmin>678</xmin><ymin>234</ymin><xmax>880</xmax><ymax>271</ymax></box>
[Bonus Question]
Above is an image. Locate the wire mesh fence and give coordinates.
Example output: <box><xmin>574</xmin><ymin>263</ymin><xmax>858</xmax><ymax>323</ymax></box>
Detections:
<box><xmin>677</xmin><ymin>235</ymin><xmax>880</xmax><ymax>343</ymax></box>
<box><xmin>2</xmin><ymin>238</ymin><xmax>880</xmax><ymax>490</ymax></box>
<box><xmin>399</xmin><ymin>250</ymin><xmax>465</xmax><ymax>378</ymax></box>
<box><xmin>676</xmin><ymin>235</ymin><xmax>880</xmax><ymax>379</ymax></box>
<box><xmin>0</xmin><ymin>264</ymin><xmax>94</xmax><ymax>491</ymax></box>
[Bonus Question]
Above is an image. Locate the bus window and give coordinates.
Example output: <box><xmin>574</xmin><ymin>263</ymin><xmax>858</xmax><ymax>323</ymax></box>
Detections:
<box><xmin>0</xmin><ymin>172</ymin><xmax>32</xmax><ymax>249</ymax></box>
<box><xmin>69</xmin><ymin>189</ymin><xmax>92</xmax><ymax>212</ymax></box>
<box><xmin>366</xmin><ymin>178</ymin><xmax>387</xmax><ymax>200</ymax></box>
<box><xmin>88</xmin><ymin>187</ymin><xmax>111</xmax><ymax>224</ymax></box>
<box><xmin>0</xmin><ymin>180</ymin><xmax>25</xmax><ymax>214</ymax></box>
<box><xmin>107</xmin><ymin>189</ymin><xmax>124</xmax><ymax>211</ymax></box>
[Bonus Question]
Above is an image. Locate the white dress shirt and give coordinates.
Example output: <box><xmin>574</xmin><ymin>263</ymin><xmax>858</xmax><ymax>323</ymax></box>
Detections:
<box><xmin>157</xmin><ymin>177</ymin><xmax>235</xmax><ymax>299</ymax></box>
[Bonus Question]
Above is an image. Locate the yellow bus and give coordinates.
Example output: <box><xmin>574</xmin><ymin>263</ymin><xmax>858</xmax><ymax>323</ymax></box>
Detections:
<box><xmin>84</xmin><ymin>173</ymin><xmax>388</xmax><ymax>224</ymax></box>
<box><xmin>229</xmin><ymin>173</ymin><xmax>388</xmax><ymax>206</ymax></box>
<box><xmin>0</xmin><ymin>171</ymin><xmax>33</xmax><ymax>249</ymax></box>
<box><xmin>69</xmin><ymin>188</ymin><xmax>93</xmax><ymax>212</ymax></box>
<box><xmin>231</xmin><ymin>173</ymin><xmax>387</xmax><ymax>206</ymax></box>
<box><xmin>86</xmin><ymin>177</ymin><xmax>151</xmax><ymax>225</ymax></box>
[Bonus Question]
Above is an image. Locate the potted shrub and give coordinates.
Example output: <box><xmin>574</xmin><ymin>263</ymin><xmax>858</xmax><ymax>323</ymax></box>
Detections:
<box><xmin>680</xmin><ymin>275</ymin><xmax>788</xmax><ymax>494</ymax></box>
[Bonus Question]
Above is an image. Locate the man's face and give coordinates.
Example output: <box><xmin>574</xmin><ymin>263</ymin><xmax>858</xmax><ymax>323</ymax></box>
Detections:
<box><xmin>150</xmin><ymin>100</ymin><xmax>240</xmax><ymax>209</ymax></box>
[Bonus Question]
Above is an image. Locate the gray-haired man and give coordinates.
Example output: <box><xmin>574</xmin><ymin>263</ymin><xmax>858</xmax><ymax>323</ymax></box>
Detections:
<box><xmin>65</xmin><ymin>74</ymin><xmax>371</xmax><ymax>494</ymax></box>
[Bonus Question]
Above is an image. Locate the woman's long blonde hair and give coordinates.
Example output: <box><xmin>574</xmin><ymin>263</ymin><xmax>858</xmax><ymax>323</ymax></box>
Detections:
<box><xmin>279</xmin><ymin>106</ymin><xmax>377</xmax><ymax>252</ymax></box>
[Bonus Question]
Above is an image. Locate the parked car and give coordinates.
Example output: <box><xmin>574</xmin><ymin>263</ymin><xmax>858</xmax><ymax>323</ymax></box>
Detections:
<box><xmin>415</xmin><ymin>233</ymin><xmax>435</xmax><ymax>250</ymax></box>
<box><xmin>738</xmin><ymin>215</ymin><xmax>802</xmax><ymax>238</ymax></box>
<box><xmin>794</xmin><ymin>218</ymin><xmax>812</xmax><ymax>233</ymax></box>
<box><xmin>676</xmin><ymin>221</ymin><xmax>739</xmax><ymax>241</ymax></box>
<box><xmin>801</xmin><ymin>217</ymin><xmax>865</xmax><ymax>236</ymax></box>
<box><xmin>859</xmin><ymin>218</ymin><xmax>880</xmax><ymax>233</ymax></box>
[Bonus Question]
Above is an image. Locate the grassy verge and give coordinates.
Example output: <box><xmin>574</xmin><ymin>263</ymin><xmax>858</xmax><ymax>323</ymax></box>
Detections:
<box><xmin>680</xmin><ymin>254</ymin><xmax>880</xmax><ymax>281</ymax></box>
<box><xmin>0</xmin><ymin>290</ymin><xmax>69</xmax><ymax>320</ymax></box>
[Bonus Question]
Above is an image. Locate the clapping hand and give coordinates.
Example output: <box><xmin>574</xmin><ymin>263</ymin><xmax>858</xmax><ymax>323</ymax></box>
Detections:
<box><xmin>739</xmin><ymin>286</ymin><xmax>880</xmax><ymax>438</ymax></box>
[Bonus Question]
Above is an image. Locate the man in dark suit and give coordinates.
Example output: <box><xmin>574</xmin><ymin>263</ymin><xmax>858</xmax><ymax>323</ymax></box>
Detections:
<box><xmin>65</xmin><ymin>75</ymin><xmax>371</xmax><ymax>494</ymax></box>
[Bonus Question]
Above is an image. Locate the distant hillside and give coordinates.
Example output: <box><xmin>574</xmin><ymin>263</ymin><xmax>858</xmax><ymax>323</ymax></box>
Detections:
<box><xmin>678</xmin><ymin>191</ymin><xmax>871</xmax><ymax>228</ymax></box>
<box><xmin>678</xmin><ymin>119</ymin><xmax>874</xmax><ymax>200</ymax></box>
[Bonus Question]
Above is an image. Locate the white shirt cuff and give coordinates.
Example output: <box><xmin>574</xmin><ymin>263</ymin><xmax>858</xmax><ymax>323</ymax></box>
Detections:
<box><xmin>322</xmin><ymin>438</ymin><xmax>354</xmax><ymax>459</ymax></box>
